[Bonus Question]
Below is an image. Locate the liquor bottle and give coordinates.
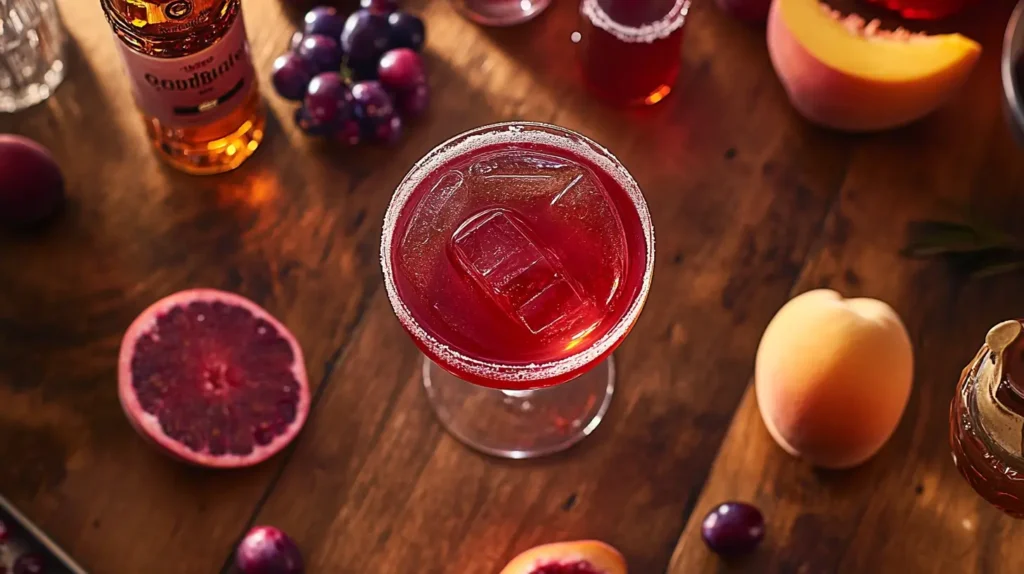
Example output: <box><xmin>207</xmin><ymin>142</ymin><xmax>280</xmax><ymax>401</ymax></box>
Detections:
<box><xmin>101</xmin><ymin>0</ymin><xmax>265</xmax><ymax>175</ymax></box>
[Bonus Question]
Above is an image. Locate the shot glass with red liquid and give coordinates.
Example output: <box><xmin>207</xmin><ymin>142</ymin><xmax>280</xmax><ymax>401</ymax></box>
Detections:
<box><xmin>574</xmin><ymin>0</ymin><xmax>690</xmax><ymax>106</ymax></box>
<box><xmin>450</xmin><ymin>0</ymin><xmax>551</xmax><ymax>26</ymax></box>
<box><xmin>866</xmin><ymin>0</ymin><xmax>974</xmax><ymax>20</ymax></box>
<box><xmin>381</xmin><ymin>122</ymin><xmax>655</xmax><ymax>459</ymax></box>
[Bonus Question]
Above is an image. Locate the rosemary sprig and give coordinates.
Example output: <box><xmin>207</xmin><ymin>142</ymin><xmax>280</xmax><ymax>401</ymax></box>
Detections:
<box><xmin>902</xmin><ymin>219</ymin><xmax>1024</xmax><ymax>279</ymax></box>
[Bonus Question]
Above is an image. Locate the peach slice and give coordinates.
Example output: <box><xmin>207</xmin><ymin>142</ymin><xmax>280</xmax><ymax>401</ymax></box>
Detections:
<box><xmin>499</xmin><ymin>540</ymin><xmax>627</xmax><ymax>574</ymax></box>
<box><xmin>767</xmin><ymin>0</ymin><xmax>982</xmax><ymax>131</ymax></box>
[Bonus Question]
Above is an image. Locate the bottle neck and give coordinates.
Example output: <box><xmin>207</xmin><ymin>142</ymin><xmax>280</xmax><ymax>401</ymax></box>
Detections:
<box><xmin>102</xmin><ymin>0</ymin><xmax>238</xmax><ymax>58</ymax></box>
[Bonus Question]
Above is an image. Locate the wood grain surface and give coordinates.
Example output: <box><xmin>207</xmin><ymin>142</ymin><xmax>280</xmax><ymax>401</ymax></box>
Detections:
<box><xmin>0</xmin><ymin>0</ymin><xmax>1021</xmax><ymax>572</ymax></box>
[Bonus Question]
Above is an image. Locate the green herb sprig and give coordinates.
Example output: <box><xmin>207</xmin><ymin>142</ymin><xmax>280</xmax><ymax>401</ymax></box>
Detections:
<box><xmin>902</xmin><ymin>219</ymin><xmax>1024</xmax><ymax>278</ymax></box>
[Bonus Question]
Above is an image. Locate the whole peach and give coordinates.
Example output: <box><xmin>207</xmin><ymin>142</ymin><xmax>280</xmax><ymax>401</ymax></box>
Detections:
<box><xmin>755</xmin><ymin>289</ymin><xmax>913</xmax><ymax>469</ymax></box>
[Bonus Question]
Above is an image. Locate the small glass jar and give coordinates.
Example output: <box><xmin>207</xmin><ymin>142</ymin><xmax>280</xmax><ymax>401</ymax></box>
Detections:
<box><xmin>450</xmin><ymin>0</ymin><xmax>551</xmax><ymax>27</ymax></box>
<box><xmin>0</xmin><ymin>0</ymin><xmax>66</xmax><ymax>112</ymax></box>
<box><xmin>951</xmin><ymin>320</ymin><xmax>1024</xmax><ymax>518</ymax></box>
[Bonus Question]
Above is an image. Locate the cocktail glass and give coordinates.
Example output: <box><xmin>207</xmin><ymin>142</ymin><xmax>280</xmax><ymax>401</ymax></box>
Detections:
<box><xmin>381</xmin><ymin>122</ymin><xmax>655</xmax><ymax>459</ymax></box>
<box><xmin>574</xmin><ymin>0</ymin><xmax>690</xmax><ymax>106</ymax></box>
<box><xmin>450</xmin><ymin>0</ymin><xmax>551</xmax><ymax>27</ymax></box>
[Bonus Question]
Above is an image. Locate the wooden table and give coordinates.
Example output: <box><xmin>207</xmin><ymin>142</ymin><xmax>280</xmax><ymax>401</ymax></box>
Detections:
<box><xmin>3</xmin><ymin>0</ymin><xmax>1024</xmax><ymax>571</ymax></box>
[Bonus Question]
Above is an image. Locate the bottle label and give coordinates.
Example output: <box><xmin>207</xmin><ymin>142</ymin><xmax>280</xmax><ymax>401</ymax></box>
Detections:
<box><xmin>115</xmin><ymin>15</ymin><xmax>256</xmax><ymax>128</ymax></box>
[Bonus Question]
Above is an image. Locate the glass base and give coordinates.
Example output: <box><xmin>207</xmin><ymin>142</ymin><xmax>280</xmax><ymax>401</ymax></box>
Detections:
<box><xmin>422</xmin><ymin>355</ymin><xmax>615</xmax><ymax>459</ymax></box>
<box><xmin>450</xmin><ymin>0</ymin><xmax>551</xmax><ymax>27</ymax></box>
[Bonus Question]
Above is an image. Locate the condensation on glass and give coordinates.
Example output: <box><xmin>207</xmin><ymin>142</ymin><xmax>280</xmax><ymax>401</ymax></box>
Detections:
<box><xmin>0</xmin><ymin>0</ymin><xmax>66</xmax><ymax>112</ymax></box>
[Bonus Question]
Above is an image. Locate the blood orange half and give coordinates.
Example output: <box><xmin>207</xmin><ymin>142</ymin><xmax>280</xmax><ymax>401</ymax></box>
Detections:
<box><xmin>118</xmin><ymin>289</ymin><xmax>310</xmax><ymax>468</ymax></box>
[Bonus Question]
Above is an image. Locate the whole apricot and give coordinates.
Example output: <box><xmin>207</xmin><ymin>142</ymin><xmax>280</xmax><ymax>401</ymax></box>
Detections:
<box><xmin>755</xmin><ymin>289</ymin><xmax>913</xmax><ymax>469</ymax></box>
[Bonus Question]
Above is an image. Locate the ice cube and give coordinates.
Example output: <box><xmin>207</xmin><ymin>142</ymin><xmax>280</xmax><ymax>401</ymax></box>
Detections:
<box><xmin>451</xmin><ymin>208</ymin><xmax>585</xmax><ymax>334</ymax></box>
<box><xmin>469</xmin><ymin>150</ymin><xmax>573</xmax><ymax>177</ymax></box>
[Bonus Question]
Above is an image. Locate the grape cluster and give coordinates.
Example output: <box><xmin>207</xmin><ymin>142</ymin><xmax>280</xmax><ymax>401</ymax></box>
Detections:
<box><xmin>272</xmin><ymin>2</ymin><xmax>428</xmax><ymax>145</ymax></box>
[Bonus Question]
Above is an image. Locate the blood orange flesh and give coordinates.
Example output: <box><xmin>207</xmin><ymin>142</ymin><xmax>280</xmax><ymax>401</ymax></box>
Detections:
<box><xmin>118</xmin><ymin>289</ymin><xmax>310</xmax><ymax>468</ymax></box>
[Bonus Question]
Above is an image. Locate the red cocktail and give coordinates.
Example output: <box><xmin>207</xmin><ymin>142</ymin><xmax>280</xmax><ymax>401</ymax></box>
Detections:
<box><xmin>867</xmin><ymin>0</ymin><xmax>973</xmax><ymax>20</ymax></box>
<box><xmin>575</xmin><ymin>0</ymin><xmax>690</xmax><ymax>106</ymax></box>
<box><xmin>381</xmin><ymin>122</ymin><xmax>654</xmax><ymax>458</ymax></box>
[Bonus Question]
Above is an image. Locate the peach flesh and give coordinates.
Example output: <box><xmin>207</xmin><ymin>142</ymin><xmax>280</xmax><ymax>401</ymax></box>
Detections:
<box><xmin>499</xmin><ymin>541</ymin><xmax>626</xmax><ymax>574</ymax></box>
<box><xmin>767</xmin><ymin>0</ymin><xmax>981</xmax><ymax>131</ymax></box>
<box><xmin>755</xmin><ymin>289</ymin><xmax>914</xmax><ymax>469</ymax></box>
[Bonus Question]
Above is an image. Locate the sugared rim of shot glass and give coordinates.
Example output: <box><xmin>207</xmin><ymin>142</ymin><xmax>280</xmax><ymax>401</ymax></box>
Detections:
<box><xmin>380</xmin><ymin>122</ymin><xmax>655</xmax><ymax>388</ymax></box>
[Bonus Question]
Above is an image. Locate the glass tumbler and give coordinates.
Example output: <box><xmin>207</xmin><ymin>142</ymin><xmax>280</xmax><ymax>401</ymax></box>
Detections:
<box><xmin>575</xmin><ymin>0</ymin><xmax>690</xmax><ymax>106</ymax></box>
<box><xmin>450</xmin><ymin>0</ymin><xmax>552</xmax><ymax>26</ymax></box>
<box><xmin>0</xmin><ymin>0</ymin><xmax>66</xmax><ymax>113</ymax></box>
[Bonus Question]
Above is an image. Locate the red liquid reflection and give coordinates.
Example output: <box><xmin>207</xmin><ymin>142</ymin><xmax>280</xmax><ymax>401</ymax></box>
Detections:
<box><xmin>866</xmin><ymin>0</ymin><xmax>972</xmax><ymax>20</ymax></box>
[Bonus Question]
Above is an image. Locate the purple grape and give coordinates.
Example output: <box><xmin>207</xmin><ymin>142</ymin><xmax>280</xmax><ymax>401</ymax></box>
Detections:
<box><xmin>351</xmin><ymin>81</ymin><xmax>395</xmax><ymax>123</ymax></box>
<box><xmin>387</xmin><ymin>12</ymin><xmax>425</xmax><ymax>52</ymax></box>
<box><xmin>272</xmin><ymin>53</ymin><xmax>315</xmax><ymax>101</ymax></box>
<box><xmin>236</xmin><ymin>526</ymin><xmax>304</xmax><ymax>574</ymax></box>
<box><xmin>377</xmin><ymin>48</ymin><xmax>425</xmax><ymax>92</ymax></box>
<box><xmin>304</xmin><ymin>6</ymin><xmax>346</xmax><ymax>39</ymax></box>
<box><xmin>364</xmin><ymin>114</ymin><xmax>403</xmax><ymax>145</ymax></box>
<box><xmin>701</xmin><ymin>502</ymin><xmax>765</xmax><ymax>556</ymax></box>
<box><xmin>12</xmin><ymin>553</ymin><xmax>44</xmax><ymax>574</ymax></box>
<box><xmin>395</xmin><ymin>83</ymin><xmax>429</xmax><ymax>119</ymax></box>
<box><xmin>294</xmin><ymin>106</ymin><xmax>334</xmax><ymax>137</ymax></box>
<box><xmin>341</xmin><ymin>10</ymin><xmax>392</xmax><ymax>70</ymax></box>
<box><xmin>334</xmin><ymin>120</ymin><xmax>362</xmax><ymax>146</ymax></box>
<box><xmin>297</xmin><ymin>35</ymin><xmax>343</xmax><ymax>75</ymax></box>
<box><xmin>361</xmin><ymin>0</ymin><xmax>399</xmax><ymax>15</ymax></box>
<box><xmin>0</xmin><ymin>135</ymin><xmax>64</xmax><ymax>229</ymax></box>
<box><xmin>304</xmin><ymin>72</ymin><xmax>354</xmax><ymax>126</ymax></box>
<box><xmin>289</xmin><ymin>31</ymin><xmax>305</xmax><ymax>52</ymax></box>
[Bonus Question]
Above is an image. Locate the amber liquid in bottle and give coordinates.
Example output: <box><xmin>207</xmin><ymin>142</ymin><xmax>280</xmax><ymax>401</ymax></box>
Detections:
<box><xmin>101</xmin><ymin>0</ymin><xmax>265</xmax><ymax>175</ymax></box>
<box><xmin>951</xmin><ymin>320</ymin><xmax>1024</xmax><ymax>518</ymax></box>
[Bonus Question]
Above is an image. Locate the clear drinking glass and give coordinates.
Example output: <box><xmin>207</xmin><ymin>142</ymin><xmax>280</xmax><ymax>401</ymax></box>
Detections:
<box><xmin>0</xmin><ymin>0</ymin><xmax>66</xmax><ymax>113</ymax></box>
<box><xmin>450</xmin><ymin>0</ymin><xmax>552</xmax><ymax>26</ymax></box>
<box><xmin>381</xmin><ymin>122</ymin><xmax>655</xmax><ymax>459</ymax></box>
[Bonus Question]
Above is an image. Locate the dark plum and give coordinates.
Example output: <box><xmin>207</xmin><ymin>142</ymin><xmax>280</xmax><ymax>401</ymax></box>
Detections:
<box><xmin>701</xmin><ymin>502</ymin><xmax>765</xmax><ymax>556</ymax></box>
<box><xmin>304</xmin><ymin>72</ymin><xmax>354</xmax><ymax>126</ymax></box>
<box><xmin>361</xmin><ymin>0</ymin><xmax>399</xmax><ymax>15</ymax></box>
<box><xmin>297</xmin><ymin>35</ymin><xmax>343</xmax><ymax>75</ymax></box>
<box><xmin>395</xmin><ymin>83</ymin><xmax>429</xmax><ymax>119</ymax></box>
<box><xmin>341</xmin><ymin>10</ymin><xmax>392</xmax><ymax>70</ymax></box>
<box><xmin>334</xmin><ymin>120</ymin><xmax>363</xmax><ymax>146</ymax></box>
<box><xmin>303</xmin><ymin>6</ymin><xmax>346</xmax><ymax>39</ymax></box>
<box><xmin>377</xmin><ymin>48</ymin><xmax>425</xmax><ymax>92</ymax></box>
<box><xmin>12</xmin><ymin>554</ymin><xmax>44</xmax><ymax>574</ymax></box>
<box><xmin>0</xmin><ymin>135</ymin><xmax>64</xmax><ymax>229</ymax></box>
<box><xmin>294</xmin><ymin>106</ymin><xmax>335</xmax><ymax>137</ymax></box>
<box><xmin>236</xmin><ymin>526</ymin><xmax>304</xmax><ymax>574</ymax></box>
<box><xmin>351</xmin><ymin>81</ymin><xmax>395</xmax><ymax>122</ymax></box>
<box><xmin>387</xmin><ymin>12</ymin><xmax>425</xmax><ymax>52</ymax></box>
<box><xmin>272</xmin><ymin>53</ymin><xmax>315</xmax><ymax>101</ymax></box>
<box><xmin>364</xmin><ymin>114</ymin><xmax>403</xmax><ymax>146</ymax></box>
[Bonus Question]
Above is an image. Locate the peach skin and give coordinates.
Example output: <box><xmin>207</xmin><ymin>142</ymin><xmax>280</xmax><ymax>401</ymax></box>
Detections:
<box><xmin>499</xmin><ymin>540</ymin><xmax>627</xmax><ymax>574</ymax></box>
<box><xmin>755</xmin><ymin>289</ymin><xmax>914</xmax><ymax>469</ymax></box>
